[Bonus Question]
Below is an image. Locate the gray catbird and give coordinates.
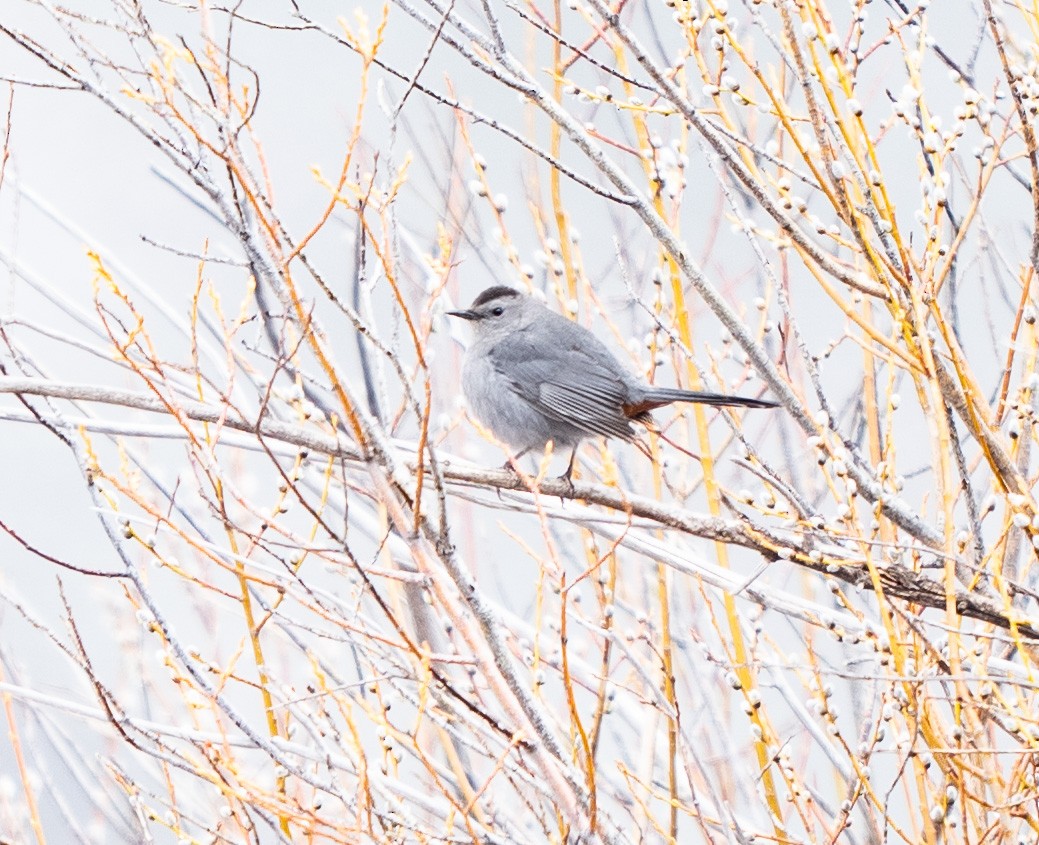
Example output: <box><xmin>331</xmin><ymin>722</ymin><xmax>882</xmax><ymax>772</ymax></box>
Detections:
<box><xmin>448</xmin><ymin>286</ymin><xmax>778</xmax><ymax>478</ymax></box>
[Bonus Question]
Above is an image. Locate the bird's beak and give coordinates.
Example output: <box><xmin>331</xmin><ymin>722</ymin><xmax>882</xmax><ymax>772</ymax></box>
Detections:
<box><xmin>447</xmin><ymin>309</ymin><xmax>479</xmax><ymax>321</ymax></box>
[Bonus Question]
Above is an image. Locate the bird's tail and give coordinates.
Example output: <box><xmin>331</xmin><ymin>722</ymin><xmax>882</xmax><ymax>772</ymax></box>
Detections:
<box><xmin>627</xmin><ymin>387</ymin><xmax>778</xmax><ymax>415</ymax></box>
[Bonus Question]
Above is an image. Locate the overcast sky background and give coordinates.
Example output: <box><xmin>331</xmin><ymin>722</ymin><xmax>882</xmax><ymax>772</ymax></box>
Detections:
<box><xmin>1</xmin><ymin>0</ymin><xmax>1036</xmax><ymax>841</ymax></box>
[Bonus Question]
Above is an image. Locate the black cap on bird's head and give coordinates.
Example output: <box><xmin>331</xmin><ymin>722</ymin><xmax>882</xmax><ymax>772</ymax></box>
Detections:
<box><xmin>447</xmin><ymin>286</ymin><xmax>523</xmax><ymax>322</ymax></box>
<box><xmin>472</xmin><ymin>286</ymin><xmax>521</xmax><ymax>308</ymax></box>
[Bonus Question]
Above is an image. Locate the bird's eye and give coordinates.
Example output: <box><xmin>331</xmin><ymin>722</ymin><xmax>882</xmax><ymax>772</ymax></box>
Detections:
<box><xmin>491</xmin><ymin>306</ymin><xmax>504</xmax><ymax>316</ymax></box>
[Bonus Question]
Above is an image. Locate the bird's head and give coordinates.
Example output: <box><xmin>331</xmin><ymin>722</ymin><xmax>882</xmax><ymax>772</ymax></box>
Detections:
<box><xmin>447</xmin><ymin>286</ymin><xmax>531</xmax><ymax>339</ymax></box>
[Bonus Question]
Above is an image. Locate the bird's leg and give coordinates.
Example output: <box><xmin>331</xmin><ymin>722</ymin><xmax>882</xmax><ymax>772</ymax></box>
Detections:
<box><xmin>502</xmin><ymin>447</ymin><xmax>529</xmax><ymax>474</ymax></box>
<box><xmin>556</xmin><ymin>447</ymin><xmax>578</xmax><ymax>499</ymax></box>
<box><xmin>563</xmin><ymin>447</ymin><xmax>578</xmax><ymax>481</ymax></box>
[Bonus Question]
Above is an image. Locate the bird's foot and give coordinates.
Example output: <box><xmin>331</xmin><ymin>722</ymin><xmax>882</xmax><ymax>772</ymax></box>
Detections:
<box><xmin>555</xmin><ymin>472</ymin><xmax>576</xmax><ymax>500</ymax></box>
<box><xmin>500</xmin><ymin>459</ymin><xmax>519</xmax><ymax>474</ymax></box>
<box><xmin>555</xmin><ymin>447</ymin><xmax>578</xmax><ymax>501</ymax></box>
<box><xmin>493</xmin><ymin>460</ymin><xmax>522</xmax><ymax>501</ymax></box>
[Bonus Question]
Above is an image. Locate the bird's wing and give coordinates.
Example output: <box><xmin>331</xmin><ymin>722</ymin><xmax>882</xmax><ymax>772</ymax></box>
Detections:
<box><xmin>486</xmin><ymin>330</ymin><xmax>635</xmax><ymax>440</ymax></box>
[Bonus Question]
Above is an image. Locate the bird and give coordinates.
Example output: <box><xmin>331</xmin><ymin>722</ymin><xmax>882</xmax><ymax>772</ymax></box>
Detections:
<box><xmin>448</xmin><ymin>285</ymin><xmax>778</xmax><ymax>479</ymax></box>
